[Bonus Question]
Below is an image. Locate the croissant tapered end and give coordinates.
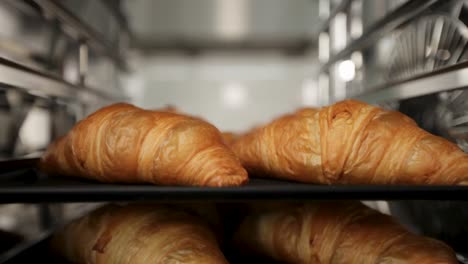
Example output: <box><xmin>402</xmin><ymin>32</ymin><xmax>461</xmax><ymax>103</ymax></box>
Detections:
<box><xmin>379</xmin><ymin>236</ymin><xmax>459</xmax><ymax>264</ymax></box>
<box><xmin>401</xmin><ymin>133</ymin><xmax>468</xmax><ymax>185</ymax></box>
<box><xmin>40</xmin><ymin>136</ymin><xmax>75</xmax><ymax>177</ymax></box>
<box><xmin>40</xmin><ymin>103</ymin><xmax>248</xmax><ymax>187</ymax></box>
<box><xmin>324</xmin><ymin>99</ymin><xmax>468</xmax><ymax>185</ymax></box>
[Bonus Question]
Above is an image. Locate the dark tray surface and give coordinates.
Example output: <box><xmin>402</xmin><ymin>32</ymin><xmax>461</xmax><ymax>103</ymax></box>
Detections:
<box><xmin>0</xmin><ymin>169</ymin><xmax>468</xmax><ymax>202</ymax></box>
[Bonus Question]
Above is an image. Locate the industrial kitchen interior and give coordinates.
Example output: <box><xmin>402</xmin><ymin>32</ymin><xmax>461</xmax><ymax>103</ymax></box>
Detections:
<box><xmin>0</xmin><ymin>0</ymin><xmax>468</xmax><ymax>263</ymax></box>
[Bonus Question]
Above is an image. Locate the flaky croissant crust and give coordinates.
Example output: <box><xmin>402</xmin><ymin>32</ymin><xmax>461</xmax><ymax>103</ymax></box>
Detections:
<box><xmin>40</xmin><ymin>103</ymin><xmax>248</xmax><ymax>187</ymax></box>
<box><xmin>51</xmin><ymin>204</ymin><xmax>229</xmax><ymax>264</ymax></box>
<box><xmin>234</xmin><ymin>202</ymin><xmax>458</xmax><ymax>264</ymax></box>
<box><xmin>232</xmin><ymin>100</ymin><xmax>468</xmax><ymax>185</ymax></box>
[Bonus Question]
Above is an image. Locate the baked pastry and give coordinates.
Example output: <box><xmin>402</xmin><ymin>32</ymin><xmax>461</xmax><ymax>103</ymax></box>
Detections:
<box><xmin>51</xmin><ymin>204</ymin><xmax>229</xmax><ymax>264</ymax></box>
<box><xmin>40</xmin><ymin>103</ymin><xmax>248</xmax><ymax>187</ymax></box>
<box><xmin>221</xmin><ymin>132</ymin><xmax>239</xmax><ymax>146</ymax></box>
<box><xmin>232</xmin><ymin>99</ymin><xmax>468</xmax><ymax>185</ymax></box>
<box><xmin>233</xmin><ymin>201</ymin><xmax>458</xmax><ymax>264</ymax></box>
<box><xmin>155</xmin><ymin>106</ymin><xmax>238</xmax><ymax>146</ymax></box>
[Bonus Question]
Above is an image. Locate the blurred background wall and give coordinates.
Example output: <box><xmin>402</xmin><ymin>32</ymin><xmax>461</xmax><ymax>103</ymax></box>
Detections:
<box><xmin>121</xmin><ymin>0</ymin><xmax>321</xmax><ymax>132</ymax></box>
<box><xmin>123</xmin><ymin>51</ymin><xmax>318</xmax><ymax>132</ymax></box>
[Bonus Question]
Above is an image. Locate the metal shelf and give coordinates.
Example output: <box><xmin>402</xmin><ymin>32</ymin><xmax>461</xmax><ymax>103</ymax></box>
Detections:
<box><xmin>319</xmin><ymin>0</ymin><xmax>444</xmax><ymax>72</ymax></box>
<box><xmin>1</xmin><ymin>168</ymin><xmax>468</xmax><ymax>203</ymax></box>
<box><xmin>0</xmin><ymin>56</ymin><xmax>125</xmax><ymax>103</ymax></box>
<box><xmin>314</xmin><ymin>0</ymin><xmax>353</xmax><ymax>38</ymax></box>
<box><xmin>31</xmin><ymin>0</ymin><xmax>129</xmax><ymax>72</ymax></box>
<box><xmin>354</xmin><ymin>60</ymin><xmax>468</xmax><ymax>103</ymax></box>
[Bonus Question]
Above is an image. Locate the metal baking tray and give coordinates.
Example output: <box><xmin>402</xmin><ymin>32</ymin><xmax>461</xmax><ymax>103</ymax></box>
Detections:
<box><xmin>1</xmin><ymin>166</ymin><xmax>468</xmax><ymax>203</ymax></box>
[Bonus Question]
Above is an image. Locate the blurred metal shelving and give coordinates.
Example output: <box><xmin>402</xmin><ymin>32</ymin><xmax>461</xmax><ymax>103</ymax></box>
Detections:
<box><xmin>354</xmin><ymin>60</ymin><xmax>468</xmax><ymax>103</ymax></box>
<box><xmin>0</xmin><ymin>0</ymin><xmax>130</xmax><ymax>159</ymax></box>
<box><xmin>0</xmin><ymin>0</ymin><xmax>130</xmax><ymax>105</ymax></box>
<box><xmin>31</xmin><ymin>0</ymin><xmax>129</xmax><ymax>72</ymax></box>
<box><xmin>314</xmin><ymin>0</ymin><xmax>353</xmax><ymax>39</ymax></box>
<box><xmin>316</xmin><ymin>0</ymin><xmax>468</xmax><ymax>104</ymax></box>
<box><xmin>0</xmin><ymin>56</ymin><xmax>124</xmax><ymax>103</ymax></box>
<box><xmin>319</xmin><ymin>0</ymin><xmax>443</xmax><ymax>73</ymax></box>
<box><xmin>0</xmin><ymin>1</ymin><xmax>130</xmax><ymax>255</ymax></box>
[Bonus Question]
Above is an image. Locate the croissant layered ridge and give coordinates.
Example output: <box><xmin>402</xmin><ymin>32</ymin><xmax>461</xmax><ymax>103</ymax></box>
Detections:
<box><xmin>40</xmin><ymin>103</ymin><xmax>248</xmax><ymax>187</ymax></box>
<box><xmin>51</xmin><ymin>204</ymin><xmax>229</xmax><ymax>264</ymax></box>
<box><xmin>232</xmin><ymin>100</ymin><xmax>468</xmax><ymax>185</ymax></box>
<box><xmin>233</xmin><ymin>202</ymin><xmax>458</xmax><ymax>264</ymax></box>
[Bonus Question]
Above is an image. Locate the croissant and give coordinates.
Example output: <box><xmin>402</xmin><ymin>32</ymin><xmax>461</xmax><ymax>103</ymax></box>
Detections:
<box><xmin>221</xmin><ymin>132</ymin><xmax>239</xmax><ymax>146</ymax></box>
<box><xmin>233</xmin><ymin>201</ymin><xmax>458</xmax><ymax>264</ymax></box>
<box><xmin>40</xmin><ymin>103</ymin><xmax>248</xmax><ymax>187</ymax></box>
<box><xmin>155</xmin><ymin>105</ymin><xmax>238</xmax><ymax>147</ymax></box>
<box><xmin>232</xmin><ymin>99</ymin><xmax>468</xmax><ymax>185</ymax></box>
<box><xmin>50</xmin><ymin>204</ymin><xmax>229</xmax><ymax>264</ymax></box>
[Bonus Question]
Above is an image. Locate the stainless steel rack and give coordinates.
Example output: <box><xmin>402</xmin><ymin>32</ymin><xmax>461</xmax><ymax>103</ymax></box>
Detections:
<box><xmin>0</xmin><ymin>56</ymin><xmax>124</xmax><ymax>103</ymax></box>
<box><xmin>0</xmin><ymin>0</ymin><xmax>129</xmax><ymax>106</ymax></box>
<box><xmin>318</xmin><ymin>0</ymin><xmax>442</xmax><ymax>73</ymax></box>
<box><xmin>314</xmin><ymin>0</ymin><xmax>353</xmax><ymax>38</ymax></box>
<box><xmin>354</xmin><ymin>60</ymin><xmax>468</xmax><ymax>103</ymax></box>
<box><xmin>0</xmin><ymin>1</ymin><xmax>130</xmax><ymax>250</ymax></box>
<box><xmin>316</xmin><ymin>0</ymin><xmax>468</xmax><ymax>104</ymax></box>
<box><xmin>31</xmin><ymin>0</ymin><xmax>129</xmax><ymax>72</ymax></box>
<box><xmin>0</xmin><ymin>0</ymin><xmax>130</xmax><ymax>161</ymax></box>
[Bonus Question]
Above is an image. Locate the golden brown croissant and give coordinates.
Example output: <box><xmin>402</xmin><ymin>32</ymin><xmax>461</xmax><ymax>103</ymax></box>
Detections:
<box><xmin>155</xmin><ymin>105</ymin><xmax>206</xmax><ymax>121</ymax></box>
<box><xmin>40</xmin><ymin>103</ymin><xmax>248</xmax><ymax>187</ymax></box>
<box><xmin>221</xmin><ymin>132</ymin><xmax>239</xmax><ymax>146</ymax></box>
<box><xmin>51</xmin><ymin>204</ymin><xmax>229</xmax><ymax>264</ymax></box>
<box><xmin>232</xmin><ymin>99</ymin><xmax>468</xmax><ymax>185</ymax></box>
<box><xmin>155</xmin><ymin>105</ymin><xmax>235</xmax><ymax>146</ymax></box>
<box><xmin>233</xmin><ymin>202</ymin><xmax>458</xmax><ymax>264</ymax></box>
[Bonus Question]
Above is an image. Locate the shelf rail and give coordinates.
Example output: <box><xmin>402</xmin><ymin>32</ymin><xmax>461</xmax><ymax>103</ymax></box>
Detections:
<box><xmin>314</xmin><ymin>0</ymin><xmax>353</xmax><ymax>38</ymax></box>
<box><xmin>354</xmin><ymin>60</ymin><xmax>468</xmax><ymax>103</ymax></box>
<box><xmin>0</xmin><ymin>56</ymin><xmax>125</xmax><ymax>103</ymax></box>
<box><xmin>319</xmin><ymin>0</ymin><xmax>444</xmax><ymax>73</ymax></box>
<box><xmin>31</xmin><ymin>0</ymin><xmax>129</xmax><ymax>72</ymax></box>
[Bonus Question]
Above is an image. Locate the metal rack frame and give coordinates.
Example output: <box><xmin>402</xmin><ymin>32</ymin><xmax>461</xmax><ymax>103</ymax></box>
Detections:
<box><xmin>0</xmin><ymin>0</ymin><xmax>130</xmax><ymax>107</ymax></box>
<box><xmin>319</xmin><ymin>0</ymin><xmax>443</xmax><ymax>73</ymax></box>
<box><xmin>31</xmin><ymin>0</ymin><xmax>129</xmax><ymax>72</ymax></box>
<box><xmin>0</xmin><ymin>56</ymin><xmax>124</xmax><ymax>103</ymax></box>
<box><xmin>316</xmin><ymin>0</ymin><xmax>468</xmax><ymax>104</ymax></box>
<box><xmin>0</xmin><ymin>0</ymin><xmax>129</xmax><ymax>157</ymax></box>
<box><xmin>355</xmin><ymin>60</ymin><xmax>468</xmax><ymax>103</ymax></box>
<box><xmin>314</xmin><ymin>0</ymin><xmax>353</xmax><ymax>38</ymax></box>
<box><xmin>0</xmin><ymin>1</ymin><xmax>467</xmax><ymax>262</ymax></box>
<box><xmin>0</xmin><ymin>1</ymin><xmax>130</xmax><ymax>252</ymax></box>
